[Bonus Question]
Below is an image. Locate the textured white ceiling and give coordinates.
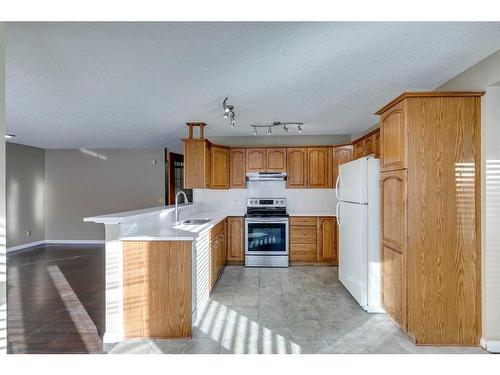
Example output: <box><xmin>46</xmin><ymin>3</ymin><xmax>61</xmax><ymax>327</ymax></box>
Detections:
<box><xmin>6</xmin><ymin>22</ymin><xmax>500</xmax><ymax>153</ymax></box>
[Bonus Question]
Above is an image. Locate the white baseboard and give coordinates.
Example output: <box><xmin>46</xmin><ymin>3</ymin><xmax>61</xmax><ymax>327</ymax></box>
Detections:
<box><xmin>7</xmin><ymin>239</ymin><xmax>105</xmax><ymax>253</ymax></box>
<box><xmin>481</xmin><ymin>337</ymin><xmax>500</xmax><ymax>353</ymax></box>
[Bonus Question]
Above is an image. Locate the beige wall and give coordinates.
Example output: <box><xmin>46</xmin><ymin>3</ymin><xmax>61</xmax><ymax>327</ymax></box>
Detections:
<box><xmin>437</xmin><ymin>49</ymin><xmax>500</xmax><ymax>346</ymax></box>
<box><xmin>0</xmin><ymin>22</ymin><xmax>6</xmax><ymax>353</ymax></box>
<box><xmin>6</xmin><ymin>143</ymin><xmax>46</xmax><ymax>248</ymax></box>
<box><xmin>208</xmin><ymin>134</ymin><xmax>351</xmax><ymax>147</ymax></box>
<box><xmin>45</xmin><ymin>148</ymin><xmax>165</xmax><ymax>241</ymax></box>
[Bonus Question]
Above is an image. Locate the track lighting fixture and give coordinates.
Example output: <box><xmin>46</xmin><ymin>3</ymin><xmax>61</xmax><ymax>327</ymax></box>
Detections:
<box><xmin>223</xmin><ymin>97</ymin><xmax>236</xmax><ymax>127</ymax></box>
<box><xmin>249</xmin><ymin>121</ymin><xmax>304</xmax><ymax>136</ymax></box>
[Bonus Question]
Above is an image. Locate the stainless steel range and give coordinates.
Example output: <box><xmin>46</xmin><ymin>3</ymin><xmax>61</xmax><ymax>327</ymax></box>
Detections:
<box><xmin>245</xmin><ymin>198</ymin><xmax>289</xmax><ymax>268</ymax></box>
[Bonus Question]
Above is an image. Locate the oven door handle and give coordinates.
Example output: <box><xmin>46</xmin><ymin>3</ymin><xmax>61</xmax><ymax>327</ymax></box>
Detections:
<box><xmin>245</xmin><ymin>217</ymin><xmax>289</xmax><ymax>224</ymax></box>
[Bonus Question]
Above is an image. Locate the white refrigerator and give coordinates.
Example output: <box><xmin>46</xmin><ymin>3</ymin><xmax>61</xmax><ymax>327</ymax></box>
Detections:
<box><xmin>336</xmin><ymin>157</ymin><xmax>383</xmax><ymax>313</ymax></box>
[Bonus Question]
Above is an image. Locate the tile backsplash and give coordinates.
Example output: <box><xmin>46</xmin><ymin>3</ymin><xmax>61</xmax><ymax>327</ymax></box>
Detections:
<box><xmin>193</xmin><ymin>181</ymin><xmax>337</xmax><ymax>213</ymax></box>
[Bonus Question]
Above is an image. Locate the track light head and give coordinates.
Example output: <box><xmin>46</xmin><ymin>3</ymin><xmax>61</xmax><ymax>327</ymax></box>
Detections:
<box><xmin>298</xmin><ymin>124</ymin><xmax>302</xmax><ymax>134</ymax></box>
<box><xmin>267</xmin><ymin>127</ymin><xmax>272</xmax><ymax>135</ymax></box>
<box><xmin>252</xmin><ymin>127</ymin><xmax>257</xmax><ymax>136</ymax></box>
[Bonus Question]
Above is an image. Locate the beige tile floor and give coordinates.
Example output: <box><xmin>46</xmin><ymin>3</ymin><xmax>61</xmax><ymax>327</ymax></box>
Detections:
<box><xmin>108</xmin><ymin>266</ymin><xmax>487</xmax><ymax>354</ymax></box>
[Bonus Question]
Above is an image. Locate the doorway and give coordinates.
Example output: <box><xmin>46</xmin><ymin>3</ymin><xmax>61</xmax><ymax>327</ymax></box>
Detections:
<box><xmin>167</xmin><ymin>152</ymin><xmax>192</xmax><ymax>205</ymax></box>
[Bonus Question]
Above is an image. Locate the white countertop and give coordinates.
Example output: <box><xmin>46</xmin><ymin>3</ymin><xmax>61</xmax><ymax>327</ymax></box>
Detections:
<box><xmin>288</xmin><ymin>210</ymin><xmax>336</xmax><ymax>217</ymax></box>
<box><xmin>117</xmin><ymin>210</ymin><xmax>243</xmax><ymax>241</ymax></box>
<box><xmin>85</xmin><ymin>204</ymin><xmax>335</xmax><ymax>242</ymax></box>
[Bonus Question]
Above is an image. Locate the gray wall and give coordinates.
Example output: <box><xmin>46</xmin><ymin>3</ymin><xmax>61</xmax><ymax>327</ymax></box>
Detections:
<box><xmin>45</xmin><ymin>148</ymin><xmax>165</xmax><ymax>241</ymax></box>
<box><xmin>6</xmin><ymin>143</ymin><xmax>46</xmax><ymax>248</ymax></box>
<box><xmin>208</xmin><ymin>134</ymin><xmax>351</xmax><ymax>147</ymax></box>
<box><xmin>437</xmin><ymin>49</ymin><xmax>500</xmax><ymax>346</ymax></box>
<box><xmin>0</xmin><ymin>22</ymin><xmax>7</xmax><ymax>354</ymax></box>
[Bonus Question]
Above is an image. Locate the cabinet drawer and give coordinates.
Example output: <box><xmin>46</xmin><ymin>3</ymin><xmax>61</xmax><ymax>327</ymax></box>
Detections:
<box><xmin>290</xmin><ymin>243</ymin><xmax>317</xmax><ymax>262</ymax></box>
<box><xmin>290</xmin><ymin>225</ymin><xmax>317</xmax><ymax>244</ymax></box>
<box><xmin>290</xmin><ymin>216</ymin><xmax>317</xmax><ymax>226</ymax></box>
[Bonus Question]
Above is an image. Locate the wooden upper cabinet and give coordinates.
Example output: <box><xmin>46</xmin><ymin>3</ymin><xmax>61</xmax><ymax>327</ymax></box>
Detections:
<box><xmin>183</xmin><ymin>139</ymin><xmax>210</xmax><ymax>188</ymax></box>
<box><xmin>364</xmin><ymin>135</ymin><xmax>375</xmax><ymax>156</ymax></box>
<box><xmin>307</xmin><ymin>147</ymin><xmax>333</xmax><ymax>188</ymax></box>
<box><xmin>266</xmin><ymin>148</ymin><xmax>287</xmax><ymax>172</ymax></box>
<box><xmin>380</xmin><ymin>169</ymin><xmax>407</xmax><ymax>253</ymax></box>
<box><xmin>210</xmin><ymin>146</ymin><xmax>229</xmax><ymax>189</ymax></box>
<box><xmin>332</xmin><ymin>145</ymin><xmax>353</xmax><ymax>185</ymax></box>
<box><xmin>246</xmin><ymin>148</ymin><xmax>267</xmax><ymax>172</ymax></box>
<box><xmin>229</xmin><ymin>148</ymin><xmax>246</xmax><ymax>188</ymax></box>
<box><xmin>379</xmin><ymin>101</ymin><xmax>407</xmax><ymax>171</ymax></box>
<box><xmin>227</xmin><ymin>217</ymin><xmax>244</xmax><ymax>262</ymax></box>
<box><xmin>286</xmin><ymin>148</ymin><xmax>308</xmax><ymax>188</ymax></box>
<box><xmin>317</xmin><ymin>217</ymin><xmax>337</xmax><ymax>263</ymax></box>
<box><xmin>374</xmin><ymin>131</ymin><xmax>380</xmax><ymax>158</ymax></box>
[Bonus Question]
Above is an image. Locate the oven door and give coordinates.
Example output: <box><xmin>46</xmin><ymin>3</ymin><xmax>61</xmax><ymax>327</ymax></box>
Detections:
<box><xmin>245</xmin><ymin>217</ymin><xmax>289</xmax><ymax>256</ymax></box>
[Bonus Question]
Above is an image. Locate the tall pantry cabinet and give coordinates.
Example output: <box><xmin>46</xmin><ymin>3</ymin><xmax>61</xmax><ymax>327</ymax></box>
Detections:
<box><xmin>377</xmin><ymin>92</ymin><xmax>483</xmax><ymax>346</ymax></box>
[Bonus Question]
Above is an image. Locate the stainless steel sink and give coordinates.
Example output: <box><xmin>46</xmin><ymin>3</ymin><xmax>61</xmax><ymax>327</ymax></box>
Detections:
<box><xmin>180</xmin><ymin>219</ymin><xmax>211</xmax><ymax>225</ymax></box>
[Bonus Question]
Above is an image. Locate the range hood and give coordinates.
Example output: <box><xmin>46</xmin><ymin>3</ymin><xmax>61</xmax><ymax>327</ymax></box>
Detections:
<box><xmin>246</xmin><ymin>172</ymin><xmax>287</xmax><ymax>181</ymax></box>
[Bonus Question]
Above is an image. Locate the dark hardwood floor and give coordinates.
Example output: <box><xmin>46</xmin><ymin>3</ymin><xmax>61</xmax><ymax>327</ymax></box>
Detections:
<box><xmin>7</xmin><ymin>244</ymin><xmax>105</xmax><ymax>354</ymax></box>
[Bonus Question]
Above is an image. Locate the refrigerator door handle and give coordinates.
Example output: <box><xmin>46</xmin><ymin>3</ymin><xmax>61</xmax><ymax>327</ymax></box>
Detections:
<box><xmin>335</xmin><ymin>175</ymin><xmax>341</xmax><ymax>200</ymax></box>
<box><xmin>336</xmin><ymin>202</ymin><xmax>341</xmax><ymax>228</ymax></box>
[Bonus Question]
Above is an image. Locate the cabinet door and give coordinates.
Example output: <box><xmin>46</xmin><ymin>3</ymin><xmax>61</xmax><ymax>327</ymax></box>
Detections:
<box><xmin>353</xmin><ymin>141</ymin><xmax>364</xmax><ymax>159</ymax></box>
<box><xmin>210</xmin><ymin>146</ymin><xmax>229</xmax><ymax>189</ymax></box>
<box><xmin>227</xmin><ymin>217</ymin><xmax>244</xmax><ymax>262</ymax></box>
<box><xmin>364</xmin><ymin>136</ymin><xmax>375</xmax><ymax>156</ymax></box>
<box><xmin>317</xmin><ymin>217</ymin><xmax>337</xmax><ymax>263</ymax></box>
<box><xmin>183</xmin><ymin>139</ymin><xmax>210</xmax><ymax>188</ymax></box>
<box><xmin>210</xmin><ymin>235</ymin><xmax>220</xmax><ymax>290</ymax></box>
<box><xmin>380</xmin><ymin>101</ymin><xmax>407</xmax><ymax>171</ymax></box>
<box><xmin>246</xmin><ymin>148</ymin><xmax>267</xmax><ymax>172</ymax></box>
<box><xmin>266</xmin><ymin>148</ymin><xmax>287</xmax><ymax>172</ymax></box>
<box><xmin>290</xmin><ymin>244</ymin><xmax>317</xmax><ymax>262</ymax></box>
<box><xmin>286</xmin><ymin>148</ymin><xmax>308</xmax><ymax>188</ymax></box>
<box><xmin>307</xmin><ymin>147</ymin><xmax>333</xmax><ymax>188</ymax></box>
<box><xmin>380</xmin><ymin>170</ymin><xmax>407</xmax><ymax>328</ymax></box>
<box><xmin>380</xmin><ymin>170</ymin><xmax>407</xmax><ymax>253</ymax></box>
<box><xmin>332</xmin><ymin>145</ymin><xmax>353</xmax><ymax>185</ymax></box>
<box><xmin>381</xmin><ymin>245</ymin><xmax>404</xmax><ymax>327</ymax></box>
<box><xmin>374</xmin><ymin>130</ymin><xmax>380</xmax><ymax>158</ymax></box>
<box><xmin>230</xmin><ymin>148</ymin><xmax>246</xmax><ymax>188</ymax></box>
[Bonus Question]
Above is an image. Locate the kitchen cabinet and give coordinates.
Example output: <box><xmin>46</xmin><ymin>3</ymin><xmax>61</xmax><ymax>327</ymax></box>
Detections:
<box><xmin>376</xmin><ymin>91</ymin><xmax>482</xmax><ymax>345</ymax></box>
<box><xmin>332</xmin><ymin>145</ymin><xmax>353</xmax><ymax>186</ymax></box>
<box><xmin>227</xmin><ymin>217</ymin><xmax>244</xmax><ymax>263</ymax></box>
<box><xmin>209</xmin><ymin>220</ymin><xmax>226</xmax><ymax>290</ymax></box>
<box><xmin>183</xmin><ymin>139</ymin><xmax>210</xmax><ymax>188</ymax></box>
<box><xmin>290</xmin><ymin>216</ymin><xmax>317</xmax><ymax>262</ymax></box>
<box><xmin>352</xmin><ymin>129</ymin><xmax>380</xmax><ymax>160</ymax></box>
<box><xmin>229</xmin><ymin>148</ymin><xmax>246</xmax><ymax>188</ymax></box>
<box><xmin>286</xmin><ymin>148</ymin><xmax>308</xmax><ymax>188</ymax></box>
<box><xmin>289</xmin><ymin>216</ymin><xmax>337</xmax><ymax>264</ymax></box>
<box><xmin>307</xmin><ymin>147</ymin><xmax>333</xmax><ymax>188</ymax></box>
<box><xmin>317</xmin><ymin>217</ymin><xmax>337</xmax><ymax>263</ymax></box>
<box><xmin>379</xmin><ymin>101</ymin><xmax>406</xmax><ymax>172</ymax></box>
<box><xmin>266</xmin><ymin>148</ymin><xmax>287</xmax><ymax>172</ymax></box>
<box><xmin>381</xmin><ymin>245</ymin><xmax>404</xmax><ymax>327</ymax></box>
<box><xmin>246</xmin><ymin>148</ymin><xmax>267</xmax><ymax>172</ymax></box>
<box><xmin>210</xmin><ymin>146</ymin><xmax>229</xmax><ymax>189</ymax></box>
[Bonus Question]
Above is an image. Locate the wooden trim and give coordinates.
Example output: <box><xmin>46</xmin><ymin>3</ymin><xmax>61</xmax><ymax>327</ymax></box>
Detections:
<box><xmin>375</xmin><ymin>91</ymin><xmax>485</xmax><ymax>115</ymax></box>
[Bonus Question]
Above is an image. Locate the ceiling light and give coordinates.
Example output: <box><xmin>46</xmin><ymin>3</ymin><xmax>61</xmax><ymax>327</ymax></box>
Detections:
<box><xmin>249</xmin><ymin>121</ymin><xmax>304</xmax><ymax>136</ymax></box>
<box><xmin>5</xmin><ymin>134</ymin><xmax>15</xmax><ymax>139</ymax></box>
<box><xmin>222</xmin><ymin>97</ymin><xmax>235</xmax><ymax>125</ymax></box>
<box><xmin>231</xmin><ymin>115</ymin><xmax>236</xmax><ymax>128</ymax></box>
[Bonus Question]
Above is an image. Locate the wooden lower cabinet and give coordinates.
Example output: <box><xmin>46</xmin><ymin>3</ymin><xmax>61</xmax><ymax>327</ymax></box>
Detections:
<box><xmin>317</xmin><ymin>217</ymin><xmax>337</xmax><ymax>263</ymax></box>
<box><xmin>209</xmin><ymin>220</ymin><xmax>226</xmax><ymax>290</ymax></box>
<box><xmin>123</xmin><ymin>241</ymin><xmax>192</xmax><ymax>338</ymax></box>
<box><xmin>227</xmin><ymin>217</ymin><xmax>244</xmax><ymax>263</ymax></box>
<box><xmin>289</xmin><ymin>216</ymin><xmax>337</xmax><ymax>264</ymax></box>
<box><xmin>381</xmin><ymin>245</ymin><xmax>405</xmax><ymax>328</ymax></box>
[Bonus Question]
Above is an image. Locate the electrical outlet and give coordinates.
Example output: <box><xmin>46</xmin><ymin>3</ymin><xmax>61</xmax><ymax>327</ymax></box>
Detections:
<box><xmin>26</xmin><ymin>230</ymin><xmax>32</xmax><ymax>237</ymax></box>
<box><xmin>158</xmin><ymin>198</ymin><xmax>164</xmax><ymax>204</ymax></box>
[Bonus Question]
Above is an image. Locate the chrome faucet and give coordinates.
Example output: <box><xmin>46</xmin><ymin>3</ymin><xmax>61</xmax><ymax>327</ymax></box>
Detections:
<box><xmin>175</xmin><ymin>191</ymin><xmax>189</xmax><ymax>222</ymax></box>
